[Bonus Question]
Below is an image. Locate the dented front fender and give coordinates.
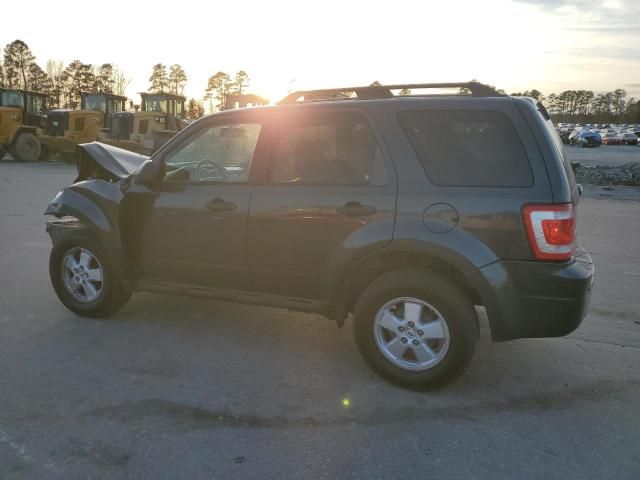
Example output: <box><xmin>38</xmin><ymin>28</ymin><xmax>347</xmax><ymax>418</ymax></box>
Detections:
<box><xmin>45</xmin><ymin>179</ymin><xmax>126</xmax><ymax>265</ymax></box>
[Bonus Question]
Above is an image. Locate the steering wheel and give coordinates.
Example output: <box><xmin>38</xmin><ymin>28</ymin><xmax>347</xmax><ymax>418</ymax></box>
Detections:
<box><xmin>196</xmin><ymin>159</ymin><xmax>229</xmax><ymax>182</ymax></box>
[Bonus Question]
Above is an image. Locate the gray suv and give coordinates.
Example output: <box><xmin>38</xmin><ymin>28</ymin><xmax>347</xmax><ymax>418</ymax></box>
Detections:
<box><xmin>45</xmin><ymin>82</ymin><xmax>594</xmax><ymax>390</ymax></box>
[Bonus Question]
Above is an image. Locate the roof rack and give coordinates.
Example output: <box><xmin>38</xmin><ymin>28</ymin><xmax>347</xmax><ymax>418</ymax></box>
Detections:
<box><xmin>278</xmin><ymin>82</ymin><xmax>503</xmax><ymax>105</ymax></box>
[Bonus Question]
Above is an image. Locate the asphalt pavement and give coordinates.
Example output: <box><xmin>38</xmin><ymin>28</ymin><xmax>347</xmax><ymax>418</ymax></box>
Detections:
<box><xmin>0</xmin><ymin>160</ymin><xmax>639</xmax><ymax>480</ymax></box>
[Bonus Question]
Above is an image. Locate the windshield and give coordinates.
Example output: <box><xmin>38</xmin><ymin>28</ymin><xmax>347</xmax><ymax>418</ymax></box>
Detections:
<box><xmin>84</xmin><ymin>95</ymin><xmax>107</xmax><ymax>112</ymax></box>
<box><xmin>1</xmin><ymin>91</ymin><xmax>24</xmax><ymax>108</ymax></box>
<box><xmin>143</xmin><ymin>95</ymin><xmax>167</xmax><ymax>113</ymax></box>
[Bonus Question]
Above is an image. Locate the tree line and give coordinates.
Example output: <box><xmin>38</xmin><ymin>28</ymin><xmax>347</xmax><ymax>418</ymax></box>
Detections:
<box><xmin>8</xmin><ymin>37</ymin><xmax>636</xmax><ymax>124</ymax></box>
<box><xmin>462</xmin><ymin>81</ymin><xmax>639</xmax><ymax>123</ymax></box>
<box><xmin>507</xmin><ymin>89</ymin><xmax>639</xmax><ymax>124</ymax></box>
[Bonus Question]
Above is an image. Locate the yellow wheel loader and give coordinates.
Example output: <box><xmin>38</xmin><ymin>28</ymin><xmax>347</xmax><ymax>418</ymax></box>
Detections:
<box><xmin>39</xmin><ymin>93</ymin><xmax>128</xmax><ymax>163</ymax></box>
<box><xmin>97</xmin><ymin>92</ymin><xmax>186</xmax><ymax>156</ymax></box>
<box><xmin>0</xmin><ymin>89</ymin><xmax>47</xmax><ymax>162</ymax></box>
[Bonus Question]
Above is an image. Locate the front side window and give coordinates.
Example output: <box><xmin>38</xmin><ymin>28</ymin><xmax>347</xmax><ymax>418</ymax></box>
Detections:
<box><xmin>398</xmin><ymin>110</ymin><xmax>533</xmax><ymax>187</ymax></box>
<box><xmin>270</xmin><ymin>113</ymin><xmax>389</xmax><ymax>186</ymax></box>
<box><xmin>164</xmin><ymin>123</ymin><xmax>262</xmax><ymax>183</ymax></box>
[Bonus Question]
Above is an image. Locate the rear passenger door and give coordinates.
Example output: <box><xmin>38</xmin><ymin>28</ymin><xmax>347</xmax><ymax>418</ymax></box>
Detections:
<box><xmin>247</xmin><ymin>109</ymin><xmax>397</xmax><ymax>301</ymax></box>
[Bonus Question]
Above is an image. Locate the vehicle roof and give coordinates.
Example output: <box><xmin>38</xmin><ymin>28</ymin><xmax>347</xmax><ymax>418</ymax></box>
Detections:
<box><xmin>139</xmin><ymin>92</ymin><xmax>186</xmax><ymax>101</ymax></box>
<box><xmin>81</xmin><ymin>92</ymin><xmax>128</xmax><ymax>101</ymax></box>
<box><xmin>0</xmin><ymin>88</ymin><xmax>48</xmax><ymax>97</ymax></box>
<box><xmin>212</xmin><ymin>95</ymin><xmax>525</xmax><ymax>118</ymax></box>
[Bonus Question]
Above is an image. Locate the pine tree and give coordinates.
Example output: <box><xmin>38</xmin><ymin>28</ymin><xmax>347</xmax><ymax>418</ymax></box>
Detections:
<box><xmin>168</xmin><ymin>64</ymin><xmax>187</xmax><ymax>95</ymax></box>
<box><xmin>3</xmin><ymin>40</ymin><xmax>36</xmax><ymax>90</ymax></box>
<box><xmin>233</xmin><ymin>70</ymin><xmax>249</xmax><ymax>94</ymax></box>
<box><xmin>95</xmin><ymin>63</ymin><xmax>115</xmax><ymax>94</ymax></box>
<box><xmin>60</xmin><ymin>60</ymin><xmax>96</xmax><ymax>108</ymax></box>
<box><xmin>148</xmin><ymin>63</ymin><xmax>168</xmax><ymax>93</ymax></box>
<box><xmin>204</xmin><ymin>71</ymin><xmax>232</xmax><ymax>111</ymax></box>
<box><xmin>27</xmin><ymin>63</ymin><xmax>50</xmax><ymax>92</ymax></box>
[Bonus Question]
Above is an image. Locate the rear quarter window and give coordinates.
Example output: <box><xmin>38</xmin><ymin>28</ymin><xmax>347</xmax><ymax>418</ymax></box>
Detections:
<box><xmin>398</xmin><ymin>110</ymin><xmax>533</xmax><ymax>187</ymax></box>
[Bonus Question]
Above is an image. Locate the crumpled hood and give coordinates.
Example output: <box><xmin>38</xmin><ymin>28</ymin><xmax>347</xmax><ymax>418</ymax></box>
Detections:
<box><xmin>76</xmin><ymin>142</ymin><xmax>149</xmax><ymax>182</ymax></box>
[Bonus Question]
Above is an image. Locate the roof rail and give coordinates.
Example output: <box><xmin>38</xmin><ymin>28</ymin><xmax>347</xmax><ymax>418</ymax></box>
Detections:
<box><xmin>278</xmin><ymin>82</ymin><xmax>503</xmax><ymax>105</ymax></box>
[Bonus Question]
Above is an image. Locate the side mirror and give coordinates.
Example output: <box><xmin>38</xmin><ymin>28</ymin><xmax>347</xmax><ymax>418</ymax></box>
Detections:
<box><xmin>134</xmin><ymin>159</ymin><xmax>160</xmax><ymax>186</ymax></box>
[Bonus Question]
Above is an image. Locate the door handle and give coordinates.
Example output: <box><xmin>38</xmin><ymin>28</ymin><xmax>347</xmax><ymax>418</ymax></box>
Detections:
<box><xmin>336</xmin><ymin>201</ymin><xmax>377</xmax><ymax>217</ymax></box>
<box><xmin>205</xmin><ymin>198</ymin><xmax>237</xmax><ymax>212</ymax></box>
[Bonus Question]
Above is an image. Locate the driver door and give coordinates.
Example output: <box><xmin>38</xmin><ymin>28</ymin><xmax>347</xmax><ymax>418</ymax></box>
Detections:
<box><xmin>135</xmin><ymin>118</ymin><xmax>266</xmax><ymax>290</ymax></box>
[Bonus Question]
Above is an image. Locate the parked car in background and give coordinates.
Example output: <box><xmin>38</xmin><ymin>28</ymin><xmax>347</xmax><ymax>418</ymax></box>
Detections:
<box><xmin>574</xmin><ymin>130</ymin><xmax>602</xmax><ymax>148</ymax></box>
<box><xmin>601</xmin><ymin>132</ymin><xmax>622</xmax><ymax>145</ymax></box>
<box><xmin>619</xmin><ymin>133</ymin><xmax>639</xmax><ymax>145</ymax></box>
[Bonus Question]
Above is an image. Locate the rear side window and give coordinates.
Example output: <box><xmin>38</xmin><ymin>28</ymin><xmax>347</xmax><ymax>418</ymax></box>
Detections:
<box><xmin>398</xmin><ymin>110</ymin><xmax>533</xmax><ymax>187</ymax></box>
<box><xmin>270</xmin><ymin>113</ymin><xmax>389</xmax><ymax>186</ymax></box>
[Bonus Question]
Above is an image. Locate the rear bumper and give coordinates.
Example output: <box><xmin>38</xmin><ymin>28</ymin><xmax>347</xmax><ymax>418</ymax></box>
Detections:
<box><xmin>471</xmin><ymin>246</ymin><xmax>594</xmax><ymax>341</ymax></box>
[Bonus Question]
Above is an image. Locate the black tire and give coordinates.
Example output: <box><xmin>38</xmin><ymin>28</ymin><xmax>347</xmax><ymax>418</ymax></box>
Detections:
<box><xmin>9</xmin><ymin>132</ymin><xmax>41</xmax><ymax>162</ymax></box>
<box><xmin>49</xmin><ymin>233</ymin><xmax>131</xmax><ymax>318</ymax></box>
<box><xmin>353</xmin><ymin>269</ymin><xmax>478</xmax><ymax>391</ymax></box>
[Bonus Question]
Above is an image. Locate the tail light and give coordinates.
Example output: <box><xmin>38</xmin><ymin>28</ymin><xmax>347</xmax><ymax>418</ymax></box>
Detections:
<box><xmin>522</xmin><ymin>203</ymin><xmax>576</xmax><ymax>261</ymax></box>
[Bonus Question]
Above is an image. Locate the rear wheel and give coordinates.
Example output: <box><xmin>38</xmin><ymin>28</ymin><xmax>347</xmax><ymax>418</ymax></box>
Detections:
<box><xmin>353</xmin><ymin>269</ymin><xmax>478</xmax><ymax>390</ymax></box>
<box><xmin>50</xmin><ymin>234</ymin><xmax>131</xmax><ymax>317</ymax></box>
<box><xmin>10</xmin><ymin>132</ymin><xmax>41</xmax><ymax>162</ymax></box>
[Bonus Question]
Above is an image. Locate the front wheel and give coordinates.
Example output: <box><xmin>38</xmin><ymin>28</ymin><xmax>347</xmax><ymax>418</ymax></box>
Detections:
<box><xmin>353</xmin><ymin>269</ymin><xmax>478</xmax><ymax>391</ymax></box>
<box><xmin>10</xmin><ymin>132</ymin><xmax>41</xmax><ymax>162</ymax></box>
<box><xmin>50</xmin><ymin>234</ymin><xmax>131</xmax><ymax>317</ymax></box>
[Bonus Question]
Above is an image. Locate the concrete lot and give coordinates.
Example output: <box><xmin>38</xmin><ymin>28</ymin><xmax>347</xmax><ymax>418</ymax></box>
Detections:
<box><xmin>0</xmin><ymin>161</ymin><xmax>639</xmax><ymax>480</ymax></box>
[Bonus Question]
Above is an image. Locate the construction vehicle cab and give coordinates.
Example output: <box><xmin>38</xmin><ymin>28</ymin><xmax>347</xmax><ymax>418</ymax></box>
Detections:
<box><xmin>100</xmin><ymin>92</ymin><xmax>186</xmax><ymax>155</ymax></box>
<box><xmin>0</xmin><ymin>88</ymin><xmax>47</xmax><ymax>161</ymax></box>
<box><xmin>41</xmin><ymin>93</ymin><xmax>127</xmax><ymax>162</ymax></box>
<box><xmin>81</xmin><ymin>93</ymin><xmax>127</xmax><ymax>128</ymax></box>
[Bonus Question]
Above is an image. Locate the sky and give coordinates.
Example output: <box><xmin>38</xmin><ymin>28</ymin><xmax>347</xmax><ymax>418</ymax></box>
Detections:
<box><xmin>3</xmin><ymin>0</ymin><xmax>639</xmax><ymax>105</ymax></box>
